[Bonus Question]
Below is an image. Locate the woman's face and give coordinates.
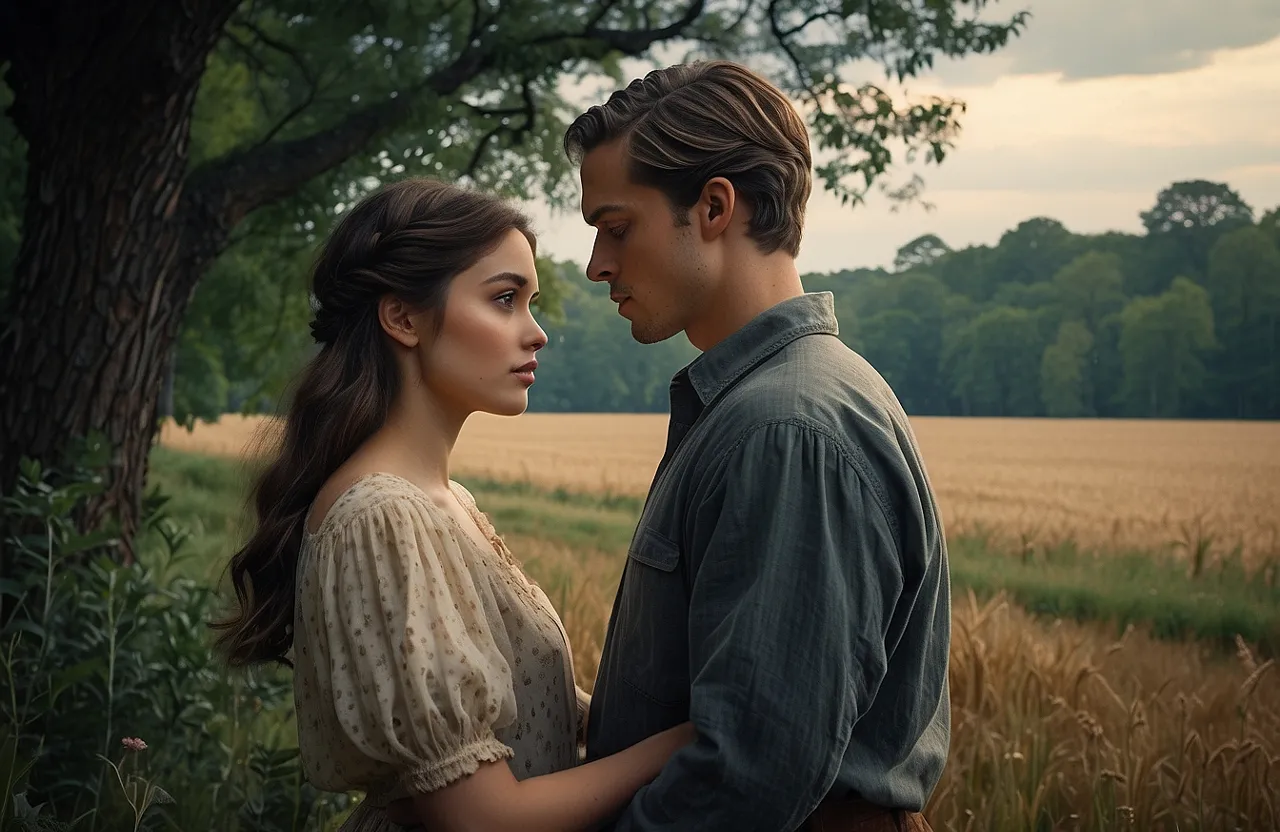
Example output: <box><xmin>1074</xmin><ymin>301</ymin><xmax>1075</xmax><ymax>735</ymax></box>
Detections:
<box><xmin>414</xmin><ymin>228</ymin><xmax>548</xmax><ymax>419</ymax></box>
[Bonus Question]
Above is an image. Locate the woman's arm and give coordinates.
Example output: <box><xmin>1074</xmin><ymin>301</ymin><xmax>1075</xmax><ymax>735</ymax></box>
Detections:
<box><xmin>387</xmin><ymin>721</ymin><xmax>694</xmax><ymax>832</ymax></box>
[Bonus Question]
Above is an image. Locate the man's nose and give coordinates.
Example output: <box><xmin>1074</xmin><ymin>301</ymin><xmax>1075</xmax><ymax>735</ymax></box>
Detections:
<box><xmin>586</xmin><ymin>247</ymin><xmax>614</xmax><ymax>283</ymax></box>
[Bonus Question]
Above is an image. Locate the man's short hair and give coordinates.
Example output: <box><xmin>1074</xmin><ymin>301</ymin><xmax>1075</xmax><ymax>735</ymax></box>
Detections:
<box><xmin>564</xmin><ymin>60</ymin><xmax>812</xmax><ymax>258</ymax></box>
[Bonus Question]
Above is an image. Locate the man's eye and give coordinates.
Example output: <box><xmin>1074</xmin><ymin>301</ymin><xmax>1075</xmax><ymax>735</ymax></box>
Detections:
<box><xmin>608</xmin><ymin>225</ymin><xmax>627</xmax><ymax>239</ymax></box>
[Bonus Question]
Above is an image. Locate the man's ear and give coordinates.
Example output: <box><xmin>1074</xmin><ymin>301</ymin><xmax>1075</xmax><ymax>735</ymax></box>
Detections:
<box><xmin>695</xmin><ymin>177</ymin><xmax>736</xmax><ymax>241</ymax></box>
<box><xmin>378</xmin><ymin>296</ymin><xmax>420</xmax><ymax>348</ymax></box>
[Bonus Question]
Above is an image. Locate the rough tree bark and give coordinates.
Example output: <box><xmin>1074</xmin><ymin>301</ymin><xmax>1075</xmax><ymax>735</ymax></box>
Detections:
<box><xmin>0</xmin><ymin>0</ymin><xmax>240</xmax><ymax>562</ymax></box>
<box><xmin>0</xmin><ymin>0</ymin><xmax>705</xmax><ymax>564</ymax></box>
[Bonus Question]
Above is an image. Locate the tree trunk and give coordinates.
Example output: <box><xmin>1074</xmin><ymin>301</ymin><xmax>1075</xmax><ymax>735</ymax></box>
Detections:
<box><xmin>0</xmin><ymin>0</ymin><xmax>704</xmax><ymax>572</ymax></box>
<box><xmin>0</xmin><ymin>0</ymin><xmax>238</xmax><ymax>562</ymax></box>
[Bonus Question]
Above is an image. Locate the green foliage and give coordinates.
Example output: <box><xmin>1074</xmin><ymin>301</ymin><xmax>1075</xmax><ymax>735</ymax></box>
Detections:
<box><xmin>947</xmin><ymin>534</ymin><xmax>1279</xmax><ymax>655</ymax></box>
<box><xmin>810</xmin><ymin>190</ymin><xmax>1278</xmax><ymax>420</ymax></box>
<box><xmin>986</xmin><ymin>218</ymin><xmax>1084</xmax><ymax>293</ymax></box>
<box><xmin>0</xmin><ymin>441</ymin><xmax>353</xmax><ymax>831</ymax></box>
<box><xmin>75</xmin><ymin>0</ymin><xmax>1007</xmax><ymax>425</ymax></box>
<box><xmin>1051</xmin><ymin>251</ymin><xmax>1126</xmax><ymax>334</ymax></box>
<box><xmin>0</xmin><ymin>80</ymin><xmax>24</xmax><ymax>312</ymax></box>
<box><xmin>152</xmin><ymin>448</ymin><xmax>1280</xmax><ymax>658</ymax></box>
<box><xmin>525</xmin><ymin>262</ymin><xmax>699</xmax><ymax>413</ymax></box>
<box><xmin>165</xmin><ymin>175</ymin><xmax>1280</xmax><ymax>423</ymax></box>
<box><xmin>1203</xmin><ymin>225</ymin><xmax>1280</xmax><ymax>417</ymax></box>
<box><xmin>1040</xmin><ymin>321</ymin><xmax>1094</xmax><ymax>417</ymax></box>
<box><xmin>172</xmin><ymin>219</ymin><xmax>319</xmax><ymax>425</ymax></box>
<box><xmin>946</xmin><ymin>306</ymin><xmax>1046</xmax><ymax>416</ymax></box>
<box><xmin>893</xmin><ymin>234</ymin><xmax>951</xmax><ymax>273</ymax></box>
<box><xmin>1118</xmin><ymin>277</ymin><xmax>1217</xmax><ymax>417</ymax></box>
<box><xmin>1140</xmin><ymin>180</ymin><xmax>1255</xmax><ymax>278</ymax></box>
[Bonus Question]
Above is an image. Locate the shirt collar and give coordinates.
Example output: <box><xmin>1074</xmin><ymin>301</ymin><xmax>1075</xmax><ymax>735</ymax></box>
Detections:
<box><xmin>682</xmin><ymin>292</ymin><xmax>840</xmax><ymax>406</ymax></box>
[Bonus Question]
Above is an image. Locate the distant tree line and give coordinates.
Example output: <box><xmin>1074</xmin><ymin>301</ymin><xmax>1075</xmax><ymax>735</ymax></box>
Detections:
<box><xmin>531</xmin><ymin>179</ymin><xmax>1280</xmax><ymax>419</ymax></box>
<box><xmin>109</xmin><ymin>177</ymin><xmax>1278</xmax><ymax>421</ymax></box>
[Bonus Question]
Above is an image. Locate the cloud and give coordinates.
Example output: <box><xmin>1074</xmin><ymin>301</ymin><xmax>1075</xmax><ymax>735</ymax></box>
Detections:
<box><xmin>923</xmin><ymin>141</ymin><xmax>1279</xmax><ymax>195</ymax></box>
<box><xmin>527</xmin><ymin>35</ymin><xmax>1280</xmax><ymax>275</ymax></box>
<box><xmin>926</xmin><ymin>0</ymin><xmax>1280</xmax><ymax>84</ymax></box>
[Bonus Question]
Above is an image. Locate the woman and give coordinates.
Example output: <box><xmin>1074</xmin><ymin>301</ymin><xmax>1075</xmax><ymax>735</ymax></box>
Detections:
<box><xmin>213</xmin><ymin>178</ymin><xmax>693</xmax><ymax>831</ymax></box>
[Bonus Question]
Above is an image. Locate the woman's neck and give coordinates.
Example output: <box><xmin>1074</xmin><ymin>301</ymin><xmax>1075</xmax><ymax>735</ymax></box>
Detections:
<box><xmin>368</xmin><ymin>387</ymin><xmax>466</xmax><ymax>493</ymax></box>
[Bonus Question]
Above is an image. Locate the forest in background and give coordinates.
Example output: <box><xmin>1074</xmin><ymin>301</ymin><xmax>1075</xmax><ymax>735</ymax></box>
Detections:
<box><xmin>154</xmin><ymin>178</ymin><xmax>1279</xmax><ymax>421</ymax></box>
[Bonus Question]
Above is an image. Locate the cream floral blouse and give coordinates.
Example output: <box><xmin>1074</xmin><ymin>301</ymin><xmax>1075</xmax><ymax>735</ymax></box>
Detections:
<box><xmin>291</xmin><ymin>474</ymin><xmax>589</xmax><ymax>830</ymax></box>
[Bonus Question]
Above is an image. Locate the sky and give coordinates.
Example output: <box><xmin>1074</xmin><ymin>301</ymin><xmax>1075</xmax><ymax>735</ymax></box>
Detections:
<box><xmin>518</xmin><ymin>0</ymin><xmax>1280</xmax><ymax>275</ymax></box>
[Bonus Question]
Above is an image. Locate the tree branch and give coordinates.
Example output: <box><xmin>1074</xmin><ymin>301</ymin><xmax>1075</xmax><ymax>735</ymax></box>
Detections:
<box><xmin>183</xmin><ymin>39</ymin><xmax>494</xmax><ymax>234</ymax></box>
<box><xmin>223</xmin><ymin>29</ymin><xmax>273</xmax><ymax>77</ymax></box>
<box><xmin>464</xmin><ymin>79</ymin><xmax>538</xmax><ymax>177</ymax></box>
<box><xmin>239</xmin><ymin>18</ymin><xmax>317</xmax><ymax>88</ymax></box>
<box><xmin>586</xmin><ymin>0</ymin><xmax>705</xmax><ymax>53</ymax></box>
<box><xmin>782</xmin><ymin>6</ymin><xmax>839</xmax><ymax>39</ymax></box>
<box><xmin>252</xmin><ymin>78</ymin><xmax>318</xmax><ymax>149</ymax></box>
<box><xmin>531</xmin><ymin>0</ymin><xmax>706</xmax><ymax>54</ymax></box>
<box><xmin>767</xmin><ymin>0</ymin><xmax>817</xmax><ymax>95</ymax></box>
<box><xmin>586</xmin><ymin>0</ymin><xmax>623</xmax><ymax>33</ymax></box>
<box><xmin>721</xmin><ymin>0</ymin><xmax>758</xmax><ymax>36</ymax></box>
<box><xmin>468</xmin><ymin>0</ymin><xmax>488</xmax><ymax>43</ymax></box>
<box><xmin>181</xmin><ymin>0</ymin><xmax>715</xmax><ymax>269</ymax></box>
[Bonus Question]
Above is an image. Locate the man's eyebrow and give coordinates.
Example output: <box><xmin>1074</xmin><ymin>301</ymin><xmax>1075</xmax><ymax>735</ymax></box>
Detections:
<box><xmin>585</xmin><ymin>203</ymin><xmax>626</xmax><ymax>225</ymax></box>
<box><xmin>481</xmin><ymin>272</ymin><xmax>528</xmax><ymax>287</ymax></box>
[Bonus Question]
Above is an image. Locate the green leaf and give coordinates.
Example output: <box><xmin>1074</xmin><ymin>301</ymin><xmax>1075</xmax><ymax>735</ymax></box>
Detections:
<box><xmin>51</xmin><ymin>658</ymin><xmax>105</xmax><ymax>700</ymax></box>
<box><xmin>60</xmin><ymin>529</ymin><xmax>118</xmax><ymax>557</ymax></box>
<box><xmin>4</xmin><ymin>619</ymin><xmax>46</xmax><ymax>642</ymax></box>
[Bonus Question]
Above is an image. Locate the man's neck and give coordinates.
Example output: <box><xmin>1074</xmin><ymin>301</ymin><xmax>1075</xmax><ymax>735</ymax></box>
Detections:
<box><xmin>686</xmin><ymin>256</ymin><xmax>804</xmax><ymax>352</ymax></box>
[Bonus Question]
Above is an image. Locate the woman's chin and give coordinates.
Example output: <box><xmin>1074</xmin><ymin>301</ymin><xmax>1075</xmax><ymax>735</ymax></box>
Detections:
<box><xmin>484</xmin><ymin>391</ymin><xmax>530</xmax><ymax>418</ymax></box>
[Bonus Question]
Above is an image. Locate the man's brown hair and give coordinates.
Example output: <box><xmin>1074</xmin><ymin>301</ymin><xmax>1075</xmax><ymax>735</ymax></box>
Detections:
<box><xmin>564</xmin><ymin>60</ymin><xmax>812</xmax><ymax>258</ymax></box>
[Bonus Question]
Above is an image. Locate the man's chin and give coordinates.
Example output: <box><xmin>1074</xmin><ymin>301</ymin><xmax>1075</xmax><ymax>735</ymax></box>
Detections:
<box><xmin>631</xmin><ymin>322</ymin><xmax>679</xmax><ymax>345</ymax></box>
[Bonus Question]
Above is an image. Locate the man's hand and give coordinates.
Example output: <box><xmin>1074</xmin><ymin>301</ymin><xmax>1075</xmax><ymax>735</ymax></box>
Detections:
<box><xmin>384</xmin><ymin>798</ymin><xmax>423</xmax><ymax>830</ymax></box>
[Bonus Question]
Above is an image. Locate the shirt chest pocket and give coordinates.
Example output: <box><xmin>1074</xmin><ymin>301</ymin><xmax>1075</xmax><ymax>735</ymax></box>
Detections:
<box><xmin>615</xmin><ymin>525</ymin><xmax>689</xmax><ymax>709</ymax></box>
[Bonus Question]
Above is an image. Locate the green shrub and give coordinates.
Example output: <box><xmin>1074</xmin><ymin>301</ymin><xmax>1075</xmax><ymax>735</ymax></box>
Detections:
<box><xmin>0</xmin><ymin>435</ymin><xmax>352</xmax><ymax>831</ymax></box>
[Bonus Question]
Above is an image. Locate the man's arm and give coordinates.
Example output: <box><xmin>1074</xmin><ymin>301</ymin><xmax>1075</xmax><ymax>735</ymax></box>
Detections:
<box><xmin>615</xmin><ymin>421</ymin><xmax>905</xmax><ymax>831</ymax></box>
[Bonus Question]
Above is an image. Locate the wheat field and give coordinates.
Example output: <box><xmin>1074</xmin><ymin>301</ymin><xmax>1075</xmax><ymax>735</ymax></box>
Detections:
<box><xmin>156</xmin><ymin>415</ymin><xmax>1280</xmax><ymax>828</ymax></box>
<box><xmin>514</xmin><ymin>532</ymin><xmax>1279</xmax><ymax>830</ymax></box>
<box><xmin>160</xmin><ymin>413</ymin><xmax>1280</xmax><ymax>565</ymax></box>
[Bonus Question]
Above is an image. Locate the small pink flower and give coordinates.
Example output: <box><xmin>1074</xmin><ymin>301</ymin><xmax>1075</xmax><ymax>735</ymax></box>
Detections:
<box><xmin>121</xmin><ymin>737</ymin><xmax>148</xmax><ymax>752</ymax></box>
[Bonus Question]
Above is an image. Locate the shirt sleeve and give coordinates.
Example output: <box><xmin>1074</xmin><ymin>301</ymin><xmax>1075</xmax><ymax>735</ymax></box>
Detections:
<box><xmin>615</xmin><ymin>421</ymin><xmax>905</xmax><ymax>831</ymax></box>
<box><xmin>309</xmin><ymin>493</ymin><xmax>518</xmax><ymax>794</ymax></box>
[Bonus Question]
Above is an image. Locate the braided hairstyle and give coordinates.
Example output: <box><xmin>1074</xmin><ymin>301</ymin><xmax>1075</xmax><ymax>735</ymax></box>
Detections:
<box><xmin>212</xmin><ymin>178</ymin><xmax>536</xmax><ymax>668</ymax></box>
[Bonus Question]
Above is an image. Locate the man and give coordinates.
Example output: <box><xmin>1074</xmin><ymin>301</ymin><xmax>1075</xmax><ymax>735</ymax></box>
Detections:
<box><xmin>566</xmin><ymin>60</ymin><xmax>951</xmax><ymax>831</ymax></box>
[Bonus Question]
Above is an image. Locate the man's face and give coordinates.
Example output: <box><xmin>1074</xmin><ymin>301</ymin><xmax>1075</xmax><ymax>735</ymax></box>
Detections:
<box><xmin>578</xmin><ymin>140</ymin><xmax>712</xmax><ymax>345</ymax></box>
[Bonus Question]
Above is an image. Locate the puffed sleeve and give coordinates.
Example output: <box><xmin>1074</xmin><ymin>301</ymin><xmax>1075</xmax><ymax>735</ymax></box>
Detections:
<box><xmin>311</xmin><ymin>493</ymin><xmax>518</xmax><ymax>794</ymax></box>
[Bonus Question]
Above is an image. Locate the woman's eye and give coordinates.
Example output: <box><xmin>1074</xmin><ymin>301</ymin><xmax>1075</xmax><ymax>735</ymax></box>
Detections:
<box><xmin>496</xmin><ymin>291</ymin><xmax>517</xmax><ymax>308</ymax></box>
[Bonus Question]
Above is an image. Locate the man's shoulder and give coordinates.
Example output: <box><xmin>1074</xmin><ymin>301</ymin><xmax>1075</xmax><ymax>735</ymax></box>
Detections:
<box><xmin>718</xmin><ymin>333</ymin><xmax>906</xmax><ymax>440</ymax></box>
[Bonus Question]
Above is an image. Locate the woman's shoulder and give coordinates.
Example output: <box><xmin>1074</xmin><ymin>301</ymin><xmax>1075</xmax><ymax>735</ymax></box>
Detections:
<box><xmin>305</xmin><ymin>471</ymin><xmax>438</xmax><ymax>539</ymax></box>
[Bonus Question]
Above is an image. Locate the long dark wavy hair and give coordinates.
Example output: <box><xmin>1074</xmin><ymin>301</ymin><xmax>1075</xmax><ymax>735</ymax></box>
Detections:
<box><xmin>212</xmin><ymin>178</ymin><xmax>536</xmax><ymax>668</ymax></box>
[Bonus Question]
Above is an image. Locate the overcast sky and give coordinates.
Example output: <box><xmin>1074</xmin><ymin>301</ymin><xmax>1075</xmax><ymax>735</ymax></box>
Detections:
<box><xmin>519</xmin><ymin>0</ymin><xmax>1280</xmax><ymax>274</ymax></box>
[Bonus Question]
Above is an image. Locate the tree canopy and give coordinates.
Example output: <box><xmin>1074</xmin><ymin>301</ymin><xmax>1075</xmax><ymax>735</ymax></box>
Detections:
<box><xmin>511</xmin><ymin>181</ymin><xmax>1277</xmax><ymax>422</ymax></box>
<box><xmin>0</xmin><ymin>0</ymin><xmax>1028</xmax><ymax>554</ymax></box>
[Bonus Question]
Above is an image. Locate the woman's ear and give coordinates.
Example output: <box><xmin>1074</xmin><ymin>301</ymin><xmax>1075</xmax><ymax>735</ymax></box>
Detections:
<box><xmin>378</xmin><ymin>296</ymin><xmax>420</xmax><ymax>348</ymax></box>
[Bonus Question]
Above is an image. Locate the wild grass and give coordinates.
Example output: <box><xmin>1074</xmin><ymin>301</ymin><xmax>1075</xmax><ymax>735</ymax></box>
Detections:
<box><xmin>140</xmin><ymin>446</ymin><xmax>1280</xmax><ymax>829</ymax></box>
<box><xmin>159</xmin><ymin>414</ymin><xmax>1280</xmax><ymax>571</ymax></box>
<box><xmin>496</xmin><ymin>532</ymin><xmax>1280</xmax><ymax>831</ymax></box>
